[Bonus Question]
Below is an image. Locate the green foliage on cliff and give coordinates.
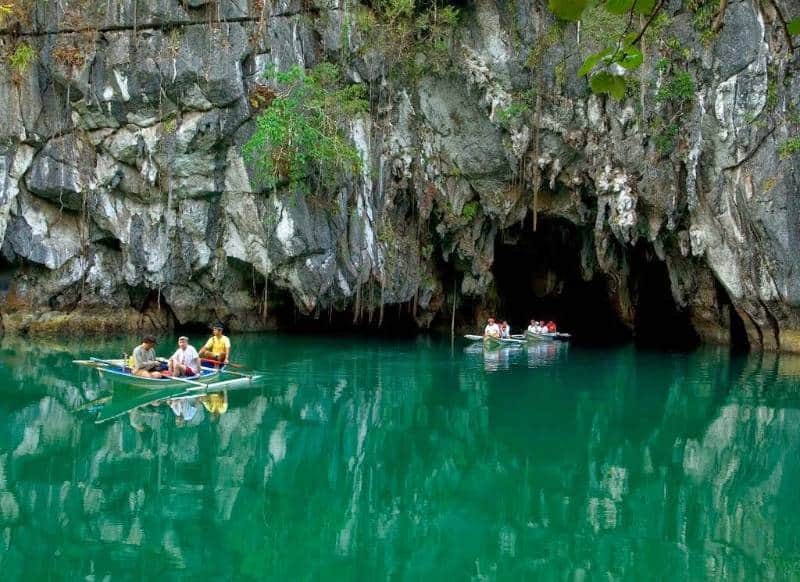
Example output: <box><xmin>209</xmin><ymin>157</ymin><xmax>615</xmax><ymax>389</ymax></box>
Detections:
<box><xmin>686</xmin><ymin>0</ymin><xmax>720</xmax><ymax>45</ymax></box>
<box><xmin>355</xmin><ymin>0</ymin><xmax>461</xmax><ymax>79</ymax></box>
<box><xmin>462</xmin><ymin>201</ymin><xmax>479</xmax><ymax>221</ymax></box>
<box><xmin>654</xmin><ymin>70</ymin><xmax>695</xmax><ymax>104</ymax></box>
<box><xmin>788</xmin><ymin>17</ymin><xmax>800</xmax><ymax>36</ymax></box>
<box><xmin>243</xmin><ymin>64</ymin><xmax>368</xmax><ymax>191</ymax></box>
<box><xmin>778</xmin><ymin>137</ymin><xmax>800</xmax><ymax>160</ymax></box>
<box><xmin>8</xmin><ymin>42</ymin><xmax>36</xmax><ymax>77</ymax></box>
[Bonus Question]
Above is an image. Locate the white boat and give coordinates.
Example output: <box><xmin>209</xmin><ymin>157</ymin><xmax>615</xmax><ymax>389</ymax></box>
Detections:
<box><xmin>524</xmin><ymin>330</ymin><xmax>571</xmax><ymax>342</ymax></box>
<box><xmin>464</xmin><ymin>334</ymin><xmax>526</xmax><ymax>348</ymax></box>
<box><xmin>74</xmin><ymin>358</ymin><xmax>261</xmax><ymax>390</ymax></box>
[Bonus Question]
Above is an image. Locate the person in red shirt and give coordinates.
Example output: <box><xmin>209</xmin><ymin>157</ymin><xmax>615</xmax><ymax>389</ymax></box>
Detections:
<box><xmin>546</xmin><ymin>320</ymin><xmax>557</xmax><ymax>333</ymax></box>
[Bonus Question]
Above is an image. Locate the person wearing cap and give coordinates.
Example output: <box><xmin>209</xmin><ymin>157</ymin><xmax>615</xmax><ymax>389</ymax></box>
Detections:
<box><xmin>168</xmin><ymin>336</ymin><xmax>201</xmax><ymax>377</ymax></box>
<box><xmin>199</xmin><ymin>321</ymin><xmax>231</xmax><ymax>366</ymax></box>
<box><xmin>484</xmin><ymin>317</ymin><xmax>500</xmax><ymax>338</ymax></box>
<box><xmin>132</xmin><ymin>336</ymin><xmax>163</xmax><ymax>378</ymax></box>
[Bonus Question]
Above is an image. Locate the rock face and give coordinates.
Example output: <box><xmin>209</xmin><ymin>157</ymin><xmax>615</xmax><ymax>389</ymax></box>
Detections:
<box><xmin>0</xmin><ymin>0</ymin><xmax>798</xmax><ymax>350</ymax></box>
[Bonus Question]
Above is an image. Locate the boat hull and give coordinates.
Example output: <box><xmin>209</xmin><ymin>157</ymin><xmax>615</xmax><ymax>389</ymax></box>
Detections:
<box><xmin>525</xmin><ymin>331</ymin><xmax>558</xmax><ymax>342</ymax></box>
<box><xmin>96</xmin><ymin>360</ymin><xmax>223</xmax><ymax>389</ymax></box>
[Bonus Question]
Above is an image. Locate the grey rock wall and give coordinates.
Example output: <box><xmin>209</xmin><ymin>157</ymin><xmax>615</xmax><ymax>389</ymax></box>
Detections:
<box><xmin>0</xmin><ymin>0</ymin><xmax>798</xmax><ymax>349</ymax></box>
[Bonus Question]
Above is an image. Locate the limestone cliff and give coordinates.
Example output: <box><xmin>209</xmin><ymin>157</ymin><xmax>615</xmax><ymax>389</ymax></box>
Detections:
<box><xmin>0</xmin><ymin>0</ymin><xmax>798</xmax><ymax>350</ymax></box>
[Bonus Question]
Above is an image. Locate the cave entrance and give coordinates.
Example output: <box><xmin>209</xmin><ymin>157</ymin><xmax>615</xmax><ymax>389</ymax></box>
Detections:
<box><xmin>0</xmin><ymin>255</ymin><xmax>14</xmax><ymax>294</ymax></box>
<box><xmin>715</xmin><ymin>279</ymin><xmax>750</xmax><ymax>352</ymax></box>
<box><xmin>492</xmin><ymin>218</ymin><xmax>629</xmax><ymax>345</ymax></box>
<box><xmin>629</xmin><ymin>245</ymin><xmax>699</xmax><ymax>350</ymax></box>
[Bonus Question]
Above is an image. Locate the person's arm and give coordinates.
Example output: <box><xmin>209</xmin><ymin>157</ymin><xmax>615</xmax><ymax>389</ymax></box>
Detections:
<box><xmin>134</xmin><ymin>348</ymin><xmax>157</xmax><ymax>371</ymax></box>
<box><xmin>198</xmin><ymin>338</ymin><xmax>213</xmax><ymax>357</ymax></box>
<box><xmin>222</xmin><ymin>337</ymin><xmax>231</xmax><ymax>364</ymax></box>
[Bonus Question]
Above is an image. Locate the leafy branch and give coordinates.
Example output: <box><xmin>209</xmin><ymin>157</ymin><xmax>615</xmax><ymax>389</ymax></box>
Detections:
<box><xmin>550</xmin><ymin>0</ymin><xmax>667</xmax><ymax>99</ymax></box>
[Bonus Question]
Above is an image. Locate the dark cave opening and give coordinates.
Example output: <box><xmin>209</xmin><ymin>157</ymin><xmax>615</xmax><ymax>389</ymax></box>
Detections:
<box><xmin>492</xmin><ymin>219</ymin><xmax>630</xmax><ymax>345</ymax></box>
<box><xmin>629</xmin><ymin>245</ymin><xmax>700</xmax><ymax>351</ymax></box>
<box><xmin>0</xmin><ymin>255</ymin><xmax>15</xmax><ymax>296</ymax></box>
<box><xmin>716</xmin><ymin>279</ymin><xmax>750</xmax><ymax>352</ymax></box>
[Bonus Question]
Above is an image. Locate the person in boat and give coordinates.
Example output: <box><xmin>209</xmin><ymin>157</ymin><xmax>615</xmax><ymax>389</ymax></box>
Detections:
<box><xmin>484</xmin><ymin>317</ymin><xmax>500</xmax><ymax>338</ymax></box>
<box><xmin>527</xmin><ymin>319</ymin><xmax>539</xmax><ymax>333</ymax></box>
<box><xmin>168</xmin><ymin>336</ymin><xmax>200</xmax><ymax>377</ymax></box>
<box><xmin>199</xmin><ymin>321</ymin><xmax>231</xmax><ymax>367</ymax></box>
<box><xmin>132</xmin><ymin>336</ymin><xmax>164</xmax><ymax>378</ymax></box>
<box><xmin>500</xmin><ymin>320</ymin><xmax>511</xmax><ymax>338</ymax></box>
<box><xmin>546</xmin><ymin>320</ymin><xmax>557</xmax><ymax>333</ymax></box>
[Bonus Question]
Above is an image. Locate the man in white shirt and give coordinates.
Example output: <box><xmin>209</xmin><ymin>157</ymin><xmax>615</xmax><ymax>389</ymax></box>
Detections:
<box><xmin>484</xmin><ymin>317</ymin><xmax>500</xmax><ymax>338</ymax></box>
<box><xmin>168</xmin><ymin>336</ymin><xmax>201</xmax><ymax>377</ymax></box>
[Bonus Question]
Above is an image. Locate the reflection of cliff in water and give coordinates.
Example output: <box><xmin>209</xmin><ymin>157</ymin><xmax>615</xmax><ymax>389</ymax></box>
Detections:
<box><xmin>1</xmin><ymin>338</ymin><xmax>799</xmax><ymax>579</ymax></box>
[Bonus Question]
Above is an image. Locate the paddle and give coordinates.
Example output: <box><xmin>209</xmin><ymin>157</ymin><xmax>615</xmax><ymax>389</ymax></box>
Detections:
<box><xmin>200</xmin><ymin>357</ymin><xmax>249</xmax><ymax>369</ymax></box>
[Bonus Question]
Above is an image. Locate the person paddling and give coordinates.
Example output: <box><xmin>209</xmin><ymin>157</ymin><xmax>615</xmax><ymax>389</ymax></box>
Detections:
<box><xmin>199</xmin><ymin>321</ymin><xmax>231</xmax><ymax>367</ymax></box>
<box><xmin>132</xmin><ymin>336</ymin><xmax>163</xmax><ymax>378</ymax></box>
<box><xmin>169</xmin><ymin>336</ymin><xmax>200</xmax><ymax>377</ymax></box>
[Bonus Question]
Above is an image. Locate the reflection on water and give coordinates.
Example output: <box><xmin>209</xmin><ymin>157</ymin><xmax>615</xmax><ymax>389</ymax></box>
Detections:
<box><xmin>1</xmin><ymin>335</ymin><xmax>800</xmax><ymax>579</ymax></box>
<box><xmin>464</xmin><ymin>340</ymin><xmax>568</xmax><ymax>372</ymax></box>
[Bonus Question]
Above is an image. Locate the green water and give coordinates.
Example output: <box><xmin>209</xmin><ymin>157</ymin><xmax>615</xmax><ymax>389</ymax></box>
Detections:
<box><xmin>1</xmin><ymin>334</ymin><xmax>800</xmax><ymax>580</ymax></box>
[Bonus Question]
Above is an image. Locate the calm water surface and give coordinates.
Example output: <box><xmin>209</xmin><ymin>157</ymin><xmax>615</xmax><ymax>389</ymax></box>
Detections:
<box><xmin>1</xmin><ymin>334</ymin><xmax>800</xmax><ymax>580</ymax></box>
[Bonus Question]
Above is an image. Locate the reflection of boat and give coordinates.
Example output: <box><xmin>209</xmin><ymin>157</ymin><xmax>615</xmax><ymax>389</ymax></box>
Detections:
<box><xmin>88</xmin><ymin>378</ymin><xmax>255</xmax><ymax>424</ymax></box>
<box><xmin>91</xmin><ymin>385</ymin><xmax>189</xmax><ymax>423</ymax></box>
<box><xmin>526</xmin><ymin>341</ymin><xmax>568</xmax><ymax>368</ymax></box>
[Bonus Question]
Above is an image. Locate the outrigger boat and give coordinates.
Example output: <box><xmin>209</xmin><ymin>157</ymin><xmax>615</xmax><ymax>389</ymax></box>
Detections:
<box><xmin>512</xmin><ymin>331</ymin><xmax>572</xmax><ymax>343</ymax></box>
<box><xmin>74</xmin><ymin>357</ymin><xmax>261</xmax><ymax>390</ymax></box>
<box><xmin>464</xmin><ymin>334</ymin><xmax>526</xmax><ymax>348</ymax></box>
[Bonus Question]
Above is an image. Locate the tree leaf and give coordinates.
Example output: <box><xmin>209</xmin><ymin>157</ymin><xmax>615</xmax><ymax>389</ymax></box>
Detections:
<box><xmin>589</xmin><ymin>72</ymin><xmax>628</xmax><ymax>100</ymax></box>
<box><xmin>548</xmin><ymin>0</ymin><xmax>589</xmax><ymax>21</ymax></box>
<box><xmin>578</xmin><ymin>47</ymin><xmax>613</xmax><ymax>76</ymax></box>
<box><xmin>788</xmin><ymin>17</ymin><xmax>800</xmax><ymax>36</ymax></box>
<box><xmin>617</xmin><ymin>45</ymin><xmax>644</xmax><ymax>70</ymax></box>
<box><xmin>578</xmin><ymin>53</ymin><xmax>603</xmax><ymax>77</ymax></box>
<box><xmin>606</xmin><ymin>0</ymin><xmax>634</xmax><ymax>15</ymax></box>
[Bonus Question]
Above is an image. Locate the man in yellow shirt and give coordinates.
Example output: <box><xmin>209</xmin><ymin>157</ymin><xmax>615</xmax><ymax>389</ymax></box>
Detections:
<box><xmin>199</xmin><ymin>321</ymin><xmax>231</xmax><ymax>367</ymax></box>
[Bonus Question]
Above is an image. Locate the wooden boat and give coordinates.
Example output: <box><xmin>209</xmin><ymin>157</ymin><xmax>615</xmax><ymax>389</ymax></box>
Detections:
<box><xmin>74</xmin><ymin>358</ymin><xmax>260</xmax><ymax>390</ymax></box>
<box><xmin>464</xmin><ymin>334</ymin><xmax>525</xmax><ymax>348</ymax></box>
<box><xmin>523</xmin><ymin>330</ymin><xmax>572</xmax><ymax>342</ymax></box>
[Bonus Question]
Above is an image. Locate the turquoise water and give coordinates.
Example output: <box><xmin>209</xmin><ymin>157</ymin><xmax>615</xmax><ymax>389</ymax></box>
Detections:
<box><xmin>1</xmin><ymin>334</ymin><xmax>800</xmax><ymax>580</ymax></box>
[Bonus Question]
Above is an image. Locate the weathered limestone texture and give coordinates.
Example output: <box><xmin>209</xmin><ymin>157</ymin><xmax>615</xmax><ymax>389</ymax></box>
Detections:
<box><xmin>0</xmin><ymin>0</ymin><xmax>798</xmax><ymax>349</ymax></box>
